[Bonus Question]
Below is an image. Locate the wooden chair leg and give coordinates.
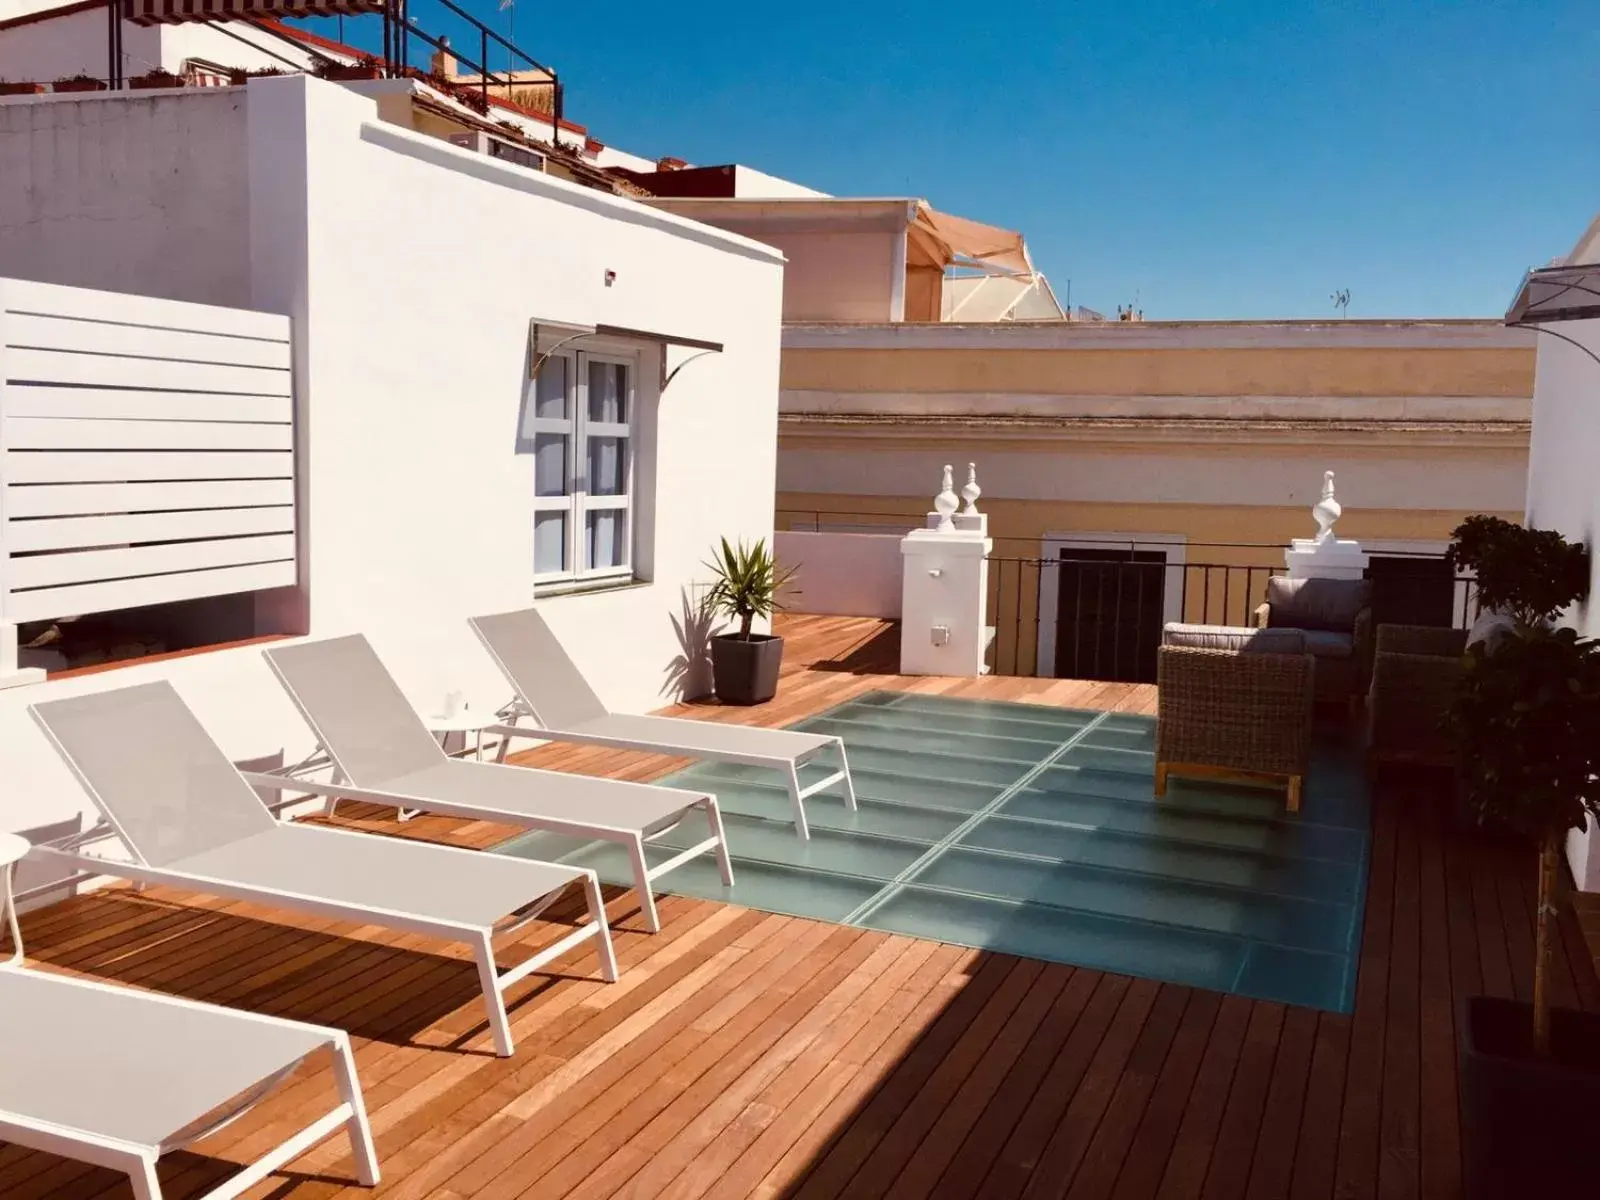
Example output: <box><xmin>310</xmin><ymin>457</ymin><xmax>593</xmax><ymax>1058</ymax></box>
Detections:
<box><xmin>1286</xmin><ymin>775</ymin><xmax>1303</xmax><ymax>813</ymax></box>
<box><xmin>1154</xmin><ymin>762</ymin><xmax>1169</xmax><ymax>797</ymax></box>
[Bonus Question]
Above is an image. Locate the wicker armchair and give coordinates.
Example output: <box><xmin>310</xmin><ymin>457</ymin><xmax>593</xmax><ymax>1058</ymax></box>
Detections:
<box><xmin>1155</xmin><ymin>632</ymin><xmax>1316</xmax><ymax>812</ymax></box>
<box><xmin>1366</xmin><ymin>623</ymin><xmax>1468</xmax><ymax>772</ymax></box>
<box><xmin>1254</xmin><ymin>576</ymin><xmax>1374</xmax><ymax>712</ymax></box>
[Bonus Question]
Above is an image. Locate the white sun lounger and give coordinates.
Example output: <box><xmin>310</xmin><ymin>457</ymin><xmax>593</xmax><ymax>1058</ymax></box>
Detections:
<box><xmin>27</xmin><ymin>682</ymin><xmax>618</xmax><ymax>1057</ymax></box>
<box><xmin>260</xmin><ymin>635</ymin><xmax>734</xmax><ymax>936</ymax></box>
<box><xmin>0</xmin><ymin>965</ymin><xmax>379</xmax><ymax>1200</ymax></box>
<box><xmin>469</xmin><ymin>608</ymin><xmax>858</xmax><ymax>841</ymax></box>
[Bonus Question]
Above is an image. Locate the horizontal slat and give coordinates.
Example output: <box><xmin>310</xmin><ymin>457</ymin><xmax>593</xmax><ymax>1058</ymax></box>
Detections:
<box><xmin>4</xmin><ymin>561</ymin><xmax>297</xmax><ymax>623</ymax></box>
<box><xmin>4</xmin><ymin>417</ymin><xmax>292</xmax><ymax>451</ymax></box>
<box><xmin>6</xmin><ymin>507</ymin><xmax>295</xmax><ymax>552</ymax></box>
<box><xmin>2</xmin><ymin>384</ymin><xmax>291</xmax><ymax>423</ymax></box>
<box><xmin>4</xmin><ymin>312</ymin><xmax>291</xmax><ymax>369</ymax></box>
<box><xmin>6</xmin><ymin>450</ymin><xmax>292</xmax><ymax>483</ymax></box>
<box><xmin>8</xmin><ymin>534</ymin><xmax>296</xmax><ymax>589</ymax></box>
<box><xmin>3</xmin><ymin>479</ymin><xmax>295</xmax><ymax>517</ymax></box>
<box><xmin>4</xmin><ymin>347</ymin><xmax>291</xmax><ymax>396</ymax></box>
<box><xmin>1</xmin><ymin>277</ymin><xmax>290</xmax><ymax>341</ymax></box>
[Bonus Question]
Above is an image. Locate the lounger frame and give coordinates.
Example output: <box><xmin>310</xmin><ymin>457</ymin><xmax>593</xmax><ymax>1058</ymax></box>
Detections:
<box><xmin>25</xmin><ymin>823</ymin><xmax>615</xmax><ymax>1060</ymax></box>
<box><xmin>0</xmin><ymin>965</ymin><xmax>379</xmax><ymax>1200</ymax></box>
<box><xmin>487</xmin><ymin>699</ymin><xmax>855</xmax><ymax>841</ymax></box>
<box><xmin>259</xmin><ymin>637</ymin><xmax>735</xmax><ymax>934</ymax></box>
<box><xmin>467</xmin><ymin>612</ymin><xmax>858</xmax><ymax>840</ymax></box>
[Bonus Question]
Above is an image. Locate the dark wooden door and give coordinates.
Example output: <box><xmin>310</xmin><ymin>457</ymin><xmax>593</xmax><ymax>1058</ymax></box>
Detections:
<box><xmin>1054</xmin><ymin>548</ymin><xmax>1167</xmax><ymax>683</ymax></box>
<box><xmin>1366</xmin><ymin>554</ymin><xmax>1457</xmax><ymax>629</ymax></box>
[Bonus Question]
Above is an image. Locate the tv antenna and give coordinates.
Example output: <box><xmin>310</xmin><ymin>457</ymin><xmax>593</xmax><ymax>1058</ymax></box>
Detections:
<box><xmin>1331</xmin><ymin>288</ymin><xmax>1351</xmax><ymax>317</ymax></box>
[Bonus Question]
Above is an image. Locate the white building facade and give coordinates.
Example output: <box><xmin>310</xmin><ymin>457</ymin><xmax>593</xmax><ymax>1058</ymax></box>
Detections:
<box><xmin>0</xmin><ymin>76</ymin><xmax>785</xmax><ymax>884</ymax></box>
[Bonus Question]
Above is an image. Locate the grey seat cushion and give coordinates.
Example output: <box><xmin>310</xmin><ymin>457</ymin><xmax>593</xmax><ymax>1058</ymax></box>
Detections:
<box><xmin>1163</xmin><ymin>623</ymin><xmax>1306</xmax><ymax>654</ymax></box>
<box><xmin>1303</xmin><ymin>630</ymin><xmax>1355</xmax><ymax>659</ymax></box>
<box><xmin>1264</xmin><ymin>576</ymin><xmax>1372</xmax><ymax>632</ymax></box>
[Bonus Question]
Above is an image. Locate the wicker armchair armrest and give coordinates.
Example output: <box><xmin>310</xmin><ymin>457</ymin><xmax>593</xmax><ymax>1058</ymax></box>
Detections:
<box><xmin>1157</xmin><ymin>646</ymin><xmax>1314</xmax><ymax>778</ymax></box>
<box><xmin>1254</xmin><ymin>601</ymin><xmax>1271</xmax><ymax>629</ymax></box>
<box><xmin>1375</xmin><ymin>623</ymin><xmax>1469</xmax><ymax>658</ymax></box>
<box><xmin>1368</xmin><ymin>648</ymin><xmax>1465</xmax><ymax>758</ymax></box>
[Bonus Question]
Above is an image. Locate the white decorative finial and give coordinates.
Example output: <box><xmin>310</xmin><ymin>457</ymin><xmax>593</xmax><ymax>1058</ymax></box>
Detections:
<box><xmin>960</xmin><ymin>463</ymin><xmax>981</xmax><ymax>514</ymax></box>
<box><xmin>934</xmin><ymin>464</ymin><xmax>959</xmax><ymax>531</ymax></box>
<box><xmin>1312</xmin><ymin>470</ymin><xmax>1341</xmax><ymax>544</ymax></box>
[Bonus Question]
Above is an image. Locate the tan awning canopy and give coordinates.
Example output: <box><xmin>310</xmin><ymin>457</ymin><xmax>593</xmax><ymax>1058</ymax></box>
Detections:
<box><xmin>910</xmin><ymin>203</ymin><xmax>1032</xmax><ymax>276</ymax></box>
<box><xmin>124</xmin><ymin>0</ymin><xmax>381</xmax><ymax>25</ymax></box>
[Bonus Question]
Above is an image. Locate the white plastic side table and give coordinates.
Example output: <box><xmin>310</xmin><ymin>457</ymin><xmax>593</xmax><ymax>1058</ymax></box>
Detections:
<box><xmin>0</xmin><ymin>831</ymin><xmax>30</xmax><ymax>966</ymax></box>
<box><xmin>425</xmin><ymin>707</ymin><xmax>499</xmax><ymax>762</ymax></box>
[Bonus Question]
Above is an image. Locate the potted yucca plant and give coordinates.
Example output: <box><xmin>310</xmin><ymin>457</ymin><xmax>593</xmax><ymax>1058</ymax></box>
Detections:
<box><xmin>705</xmin><ymin>537</ymin><xmax>797</xmax><ymax>705</ymax></box>
<box><xmin>1447</xmin><ymin>515</ymin><xmax>1600</xmax><ymax>1197</ymax></box>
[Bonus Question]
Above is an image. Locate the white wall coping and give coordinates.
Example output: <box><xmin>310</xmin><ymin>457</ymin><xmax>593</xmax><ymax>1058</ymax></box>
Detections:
<box><xmin>781</xmin><ymin>320</ymin><xmax>1536</xmax><ymax>352</ymax></box>
<box><xmin>357</xmin><ymin>118</ymin><xmax>787</xmax><ymax>266</ymax></box>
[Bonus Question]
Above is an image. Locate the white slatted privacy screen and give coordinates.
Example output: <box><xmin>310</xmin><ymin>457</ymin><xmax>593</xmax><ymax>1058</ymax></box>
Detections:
<box><xmin>0</xmin><ymin>279</ymin><xmax>297</xmax><ymax>626</ymax></box>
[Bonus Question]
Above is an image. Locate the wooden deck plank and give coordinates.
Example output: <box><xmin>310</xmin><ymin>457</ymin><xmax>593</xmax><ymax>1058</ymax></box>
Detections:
<box><xmin>1379</xmin><ymin>796</ymin><xmax>1423</xmax><ymax>1200</ymax></box>
<box><xmin>931</xmin><ymin>967</ymin><xmax>1101</xmax><ymax>1198</ymax></box>
<box><xmin>1196</xmin><ymin>1001</ymin><xmax>1285</xmax><ymax>1200</ymax></box>
<box><xmin>1107</xmin><ymin>989</ymin><xmax>1224</xmax><ymax>1200</ymax></box>
<box><xmin>1061</xmin><ymin>984</ymin><xmax>1193</xmax><ymax>1200</ymax></box>
<box><xmin>1243</xmin><ymin>1004</ymin><xmax>1317</xmax><ymax>1200</ymax></box>
<box><xmin>3</xmin><ymin>615</ymin><xmax>1595</xmax><ymax>1200</ymax></box>
<box><xmin>1017</xmin><ymin>976</ymin><xmax>1165</xmax><ymax>1200</ymax></box>
<box><xmin>1332</xmin><ymin>793</ymin><xmax>1397</xmax><ymax>1200</ymax></box>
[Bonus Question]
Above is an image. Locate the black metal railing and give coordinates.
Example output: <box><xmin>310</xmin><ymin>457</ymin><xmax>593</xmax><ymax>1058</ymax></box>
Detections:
<box><xmin>986</xmin><ymin>547</ymin><xmax>1479</xmax><ymax>682</ymax></box>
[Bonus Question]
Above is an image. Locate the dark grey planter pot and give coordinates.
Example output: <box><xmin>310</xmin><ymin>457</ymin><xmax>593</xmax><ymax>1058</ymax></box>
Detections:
<box><xmin>710</xmin><ymin>634</ymin><xmax>784</xmax><ymax>705</ymax></box>
<box><xmin>1459</xmin><ymin>994</ymin><xmax>1600</xmax><ymax>1199</ymax></box>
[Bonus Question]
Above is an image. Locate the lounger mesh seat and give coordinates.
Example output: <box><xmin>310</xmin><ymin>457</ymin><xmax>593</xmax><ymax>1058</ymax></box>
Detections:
<box><xmin>263</xmin><ymin>634</ymin><xmax>733</xmax><ymax>934</ymax></box>
<box><xmin>28</xmin><ymin>682</ymin><xmax>616</xmax><ymax>1057</ymax></box>
<box><xmin>0</xmin><ymin>967</ymin><xmax>378</xmax><ymax>1200</ymax></box>
<box><xmin>470</xmin><ymin>608</ymin><xmax>858</xmax><ymax>840</ymax></box>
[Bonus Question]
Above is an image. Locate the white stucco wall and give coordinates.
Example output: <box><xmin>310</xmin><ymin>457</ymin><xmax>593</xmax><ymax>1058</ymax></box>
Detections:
<box><xmin>774</xmin><ymin>531</ymin><xmax>902</xmax><ymax>618</ymax></box>
<box><xmin>0</xmin><ymin>4</ymin><xmax>162</xmax><ymax>84</ymax></box>
<box><xmin>732</xmin><ymin>166</ymin><xmax>829</xmax><ymax>200</ymax></box>
<box><xmin>757</xmin><ymin>229</ymin><xmax>896</xmax><ymax>321</ymax></box>
<box><xmin>0</xmin><ymin>76</ymin><xmax>786</xmax><ymax>889</ymax></box>
<box><xmin>0</xmin><ymin>90</ymin><xmax>252</xmax><ymax>306</ymax></box>
<box><xmin>1522</xmin><ymin>316</ymin><xmax>1600</xmax><ymax>890</ymax></box>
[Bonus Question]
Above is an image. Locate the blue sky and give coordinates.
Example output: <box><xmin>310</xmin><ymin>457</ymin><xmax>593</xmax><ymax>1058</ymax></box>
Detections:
<box><xmin>332</xmin><ymin>1</ymin><xmax>1598</xmax><ymax>319</ymax></box>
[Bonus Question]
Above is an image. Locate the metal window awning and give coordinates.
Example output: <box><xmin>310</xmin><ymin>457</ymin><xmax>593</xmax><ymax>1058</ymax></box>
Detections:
<box><xmin>1504</xmin><ymin>262</ymin><xmax>1600</xmax><ymax>325</ymax></box>
<box><xmin>528</xmin><ymin>319</ymin><xmax>724</xmax><ymax>389</ymax></box>
<box><xmin>123</xmin><ymin>0</ymin><xmax>382</xmax><ymax>24</ymax></box>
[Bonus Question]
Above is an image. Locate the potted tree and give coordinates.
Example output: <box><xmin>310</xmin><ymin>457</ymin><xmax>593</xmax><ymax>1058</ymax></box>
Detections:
<box><xmin>705</xmin><ymin>537</ymin><xmax>797</xmax><ymax>705</ymax></box>
<box><xmin>1447</xmin><ymin>515</ymin><xmax>1600</xmax><ymax>1197</ymax></box>
<box><xmin>316</xmin><ymin>55</ymin><xmax>383</xmax><ymax>83</ymax></box>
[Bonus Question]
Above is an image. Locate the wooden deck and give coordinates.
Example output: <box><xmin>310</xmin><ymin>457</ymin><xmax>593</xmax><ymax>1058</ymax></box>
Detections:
<box><xmin>4</xmin><ymin>614</ymin><xmax>1595</xmax><ymax>1200</ymax></box>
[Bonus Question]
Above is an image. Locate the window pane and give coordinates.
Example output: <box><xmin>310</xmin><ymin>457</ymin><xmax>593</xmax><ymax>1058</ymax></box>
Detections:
<box><xmin>534</xmin><ymin>433</ymin><xmax>568</xmax><ymax>496</ymax></box>
<box><xmin>586</xmin><ymin>436</ymin><xmax>627</xmax><ymax>496</ymax></box>
<box><xmin>586</xmin><ymin>509</ymin><xmax>626</xmax><ymax>570</ymax></box>
<box><xmin>534</xmin><ymin>511</ymin><xmax>567</xmax><ymax>573</ymax></box>
<box><xmin>588</xmin><ymin>361</ymin><xmax>628</xmax><ymax>424</ymax></box>
<box><xmin>535</xmin><ymin>357</ymin><xmax>568</xmax><ymax>419</ymax></box>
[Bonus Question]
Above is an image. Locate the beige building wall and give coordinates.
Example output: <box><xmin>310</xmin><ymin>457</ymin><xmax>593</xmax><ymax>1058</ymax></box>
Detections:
<box><xmin>775</xmin><ymin>320</ymin><xmax>1535</xmax><ymax>670</ymax></box>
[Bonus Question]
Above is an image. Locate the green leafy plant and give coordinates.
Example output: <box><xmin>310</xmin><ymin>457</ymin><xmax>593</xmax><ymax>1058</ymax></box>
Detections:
<box><xmin>1448</xmin><ymin>517</ymin><xmax>1598</xmax><ymax>1056</ymax></box>
<box><xmin>704</xmin><ymin>538</ymin><xmax>797</xmax><ymax>641</ymax></box>
<box><xmin>1447</xmin><ymin>514</ymin><xmax>1590</xmax><ymax>631</ymax></box>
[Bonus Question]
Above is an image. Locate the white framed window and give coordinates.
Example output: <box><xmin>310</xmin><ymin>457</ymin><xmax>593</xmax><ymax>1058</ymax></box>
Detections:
<box><xmin>525</xmin><ymin>351</ymin><xmax>637</xmax><ymax>588</ymax></box>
